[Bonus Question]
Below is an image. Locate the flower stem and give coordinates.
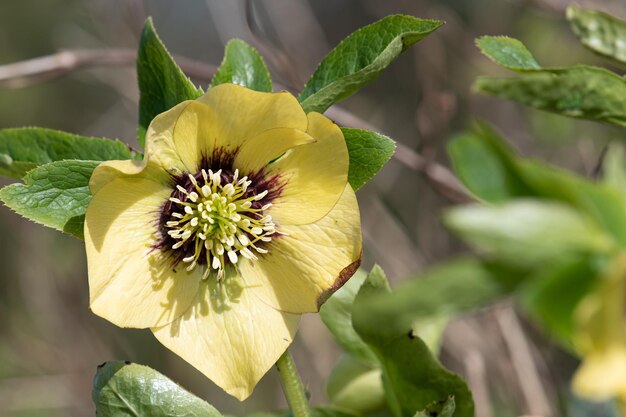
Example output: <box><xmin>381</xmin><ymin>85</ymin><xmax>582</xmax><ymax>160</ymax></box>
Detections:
<box><xmin>276</xmin><ymin>349</ymin><xmax>312</xmax><ymax>417</ymax></box>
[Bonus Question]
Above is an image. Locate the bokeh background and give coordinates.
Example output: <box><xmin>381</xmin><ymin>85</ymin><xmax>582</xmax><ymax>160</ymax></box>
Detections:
<box><xmin>0</xmin><ymin>0</ymin><xmax>624</xmax><ymax>416</ymax></box>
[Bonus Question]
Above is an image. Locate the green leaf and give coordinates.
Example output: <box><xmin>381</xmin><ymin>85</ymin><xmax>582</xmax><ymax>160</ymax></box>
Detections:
<box><xmin>341</xmin><ymin>128</ymin><xmax>396</xmax><ymax>190</ymax></box>
<box><xmin>320</xmin><ymin>269</ymin><xmax>380</xmax><ymax>366</ymax></box>
<box><xmin>444</xmin><ymin>200</ymin><xmax>615</xmax><ymax>266</ymax></box>
<box><xmin>518</xmin><ymin>160</ymin><xmax>626</xmax><ymax>246</ymax></box>
<box><xmin>449</xmin><ymin>123</ymin><xmax>626</xmax><ymax>246</ymax></box>
<box><xmin>447</xmin><ymin>128</ymin><xmax>532</xmax><ymax>202</ymax></box>
<box><xmin>0</xmin><ymin>128</ymin><xmax>132</xmax><ymax>179</ymax></box>
<box><xmin>475</xmin><ymin>65</ymin><xmax>626</xmax><ymax>128</ymax></box>
<box><xmin>353</xmin><ymin>260</ymin><xmax>519</xmax><ymax>343</ymax></box>
<box><xmin>137</xmin><ymin>18</ymin><xmax>203</xmax><ymax>148</ymax></box>
<box><xmin>475</xmin><ymin>36</ymin><xmax>540</xmax><ymax>71</ymax></box>
<box><xmin>520</xmin><ymin>255</ymin><xmax>601</xmax><ymax>348</ymax></box>
<box><xmin>93</xmin><ymin>361</ymin><xmax>222</xmax><ymax>417</ymax></box>
<box><xmin>352</xmin><ymin>266</ymin><xmax>474</xmax><ymax>417</ymax></box>
<box><xmin>299</xmin><ymin>15</ymin><xmax>443</xmax><ymax>113</ymax></box>
<box><xmin>326</xmin><ymin>355</ymin><xmax>385</xmax><ymax>414</ymax></box>
<box><xmin>414</xmin><ymin>396</ymin><xmax>456</xmax><ymax>417</ymax></box>
<box><xmin>0</xmin><ymin>160</ymin><xmax>99</xmax><ymax>238</ymax></box>
<box><xmin>603</xmin><ymin>143</ymin><xmax>626</xmax><ymax>198</ymax></box>
<box><xmin>210</xmin><ymin>39</ymin><xmax>272</xmax><ymax>92</ymax></box>
<box><xmin>567</xmin><ymin>5</ymin><xmax>626</xmax><ymax>65</ymax></box>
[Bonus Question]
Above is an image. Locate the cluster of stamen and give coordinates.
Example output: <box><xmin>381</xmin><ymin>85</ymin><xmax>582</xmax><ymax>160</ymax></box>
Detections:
<box><xmin>166</xmin><ymin>168</ymin><xmax>275</xmax><ymax>280</ymax></box>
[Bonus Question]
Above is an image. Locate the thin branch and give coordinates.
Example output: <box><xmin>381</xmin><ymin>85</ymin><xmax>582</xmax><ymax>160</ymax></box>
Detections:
<box><xmin>0</xmin><ymin>48</ymin><xmax>471</xmax><ymax>203</ymax></box>
<box><xmin>496</xmin><ymin>306</ymin><xmax>552</xmax><ymax>417</ymax></box>
<box><xmin>0</xmin><ymin>49</ymin><xmax>217</xmax><ymax>88</ymax></box>
<box><xmin>326</xmin><ymin>106</ymin><xmax>473</xmax><ymax>203</ymax></box>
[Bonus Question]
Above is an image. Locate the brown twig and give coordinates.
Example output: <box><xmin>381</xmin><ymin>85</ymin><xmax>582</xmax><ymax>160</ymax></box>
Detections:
<box><xmin>326</xmin><ymin>106</ymin><xmax>473</xmax><ymax>203</ymax></box>
<box><xmin>0</xmin><ymin>49</ymin><xmax>471</xmax><ymax>203</ymax></box>
<box><xmin>496</xmin><ymin>306</ymin><xmax>552</xmax><ymax>417</ymax></box>
<box><xmin>0</xmin><ymin>49</ymin><xmax>217</xmax><ymax>88</ymax></box>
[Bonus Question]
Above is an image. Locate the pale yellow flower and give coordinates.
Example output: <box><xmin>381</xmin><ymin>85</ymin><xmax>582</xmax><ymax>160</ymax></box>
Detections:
<box><xmin>572</xmin><ymin>252</ymin><xmax>626</xmax><ymax>406</ymax></box>
<box><xmin>84</xmin><ymin>84</ymin><xmax>362</xmax><ymax>400</ymax></box>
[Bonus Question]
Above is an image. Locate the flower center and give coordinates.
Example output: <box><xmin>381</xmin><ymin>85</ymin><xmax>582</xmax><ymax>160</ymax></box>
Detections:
<box><xmin>165</xmin><ymin>168</ymin><xmax>274</xmax><ymax>280</ymax></box>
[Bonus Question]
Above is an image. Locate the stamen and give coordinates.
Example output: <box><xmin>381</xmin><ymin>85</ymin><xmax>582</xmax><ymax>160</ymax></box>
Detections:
<box><xmin>165</xmin><ymin>167</ymin><xmax>276</xmax><ymax>279</ymax></box>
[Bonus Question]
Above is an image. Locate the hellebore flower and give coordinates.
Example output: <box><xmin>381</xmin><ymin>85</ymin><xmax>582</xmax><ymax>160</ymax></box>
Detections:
<box><xmin>572</xmin><ymin>253</ymin><xmax>626</xmax><ymax>404</ymax></box>
<box><xmin>84</xmin><ymin>84</ymin><xmax>362</xmax><ymax>400</ymax></box>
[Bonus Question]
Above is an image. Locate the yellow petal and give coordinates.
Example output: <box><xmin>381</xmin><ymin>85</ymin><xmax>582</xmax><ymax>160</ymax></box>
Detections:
<box><xmin>240</xmin><ymin>184</ymin><xmax>362</xmax><ymax>313</ymax></box>
<box><xmin>152</xmin><ymin>278</ymin><xmax>300</xmax><ymax>400</ymax></box>
<box><xmin>85</xmin><ymin>176</ymin><xmax>201</xmax><ymax>328</ymax></box>
<box><xmin>266</xmin><ymin>112</ymin><xmax>348</xmax><ymax>225</ymax></box>
<box><xmin>89</xmin><ymin>160</ymin><xmax>169</xmax><ymax>195</ymax></box>
<box><xmin>233</xmin><ymin>128</ymin><xmax>314</xmax><ymax>174</ymax></box>
<box><xmin>172</xmin><ymin>101</ymin><xmax>217</xmax><ymax>173</ymax></box>
<box><xmin>573</xmin><ymin>346</ymin><xmax>626</xmax><ymax>401</ymax></box>
<box><xmin>197</xmin><ymin>84</ymin><xmax>308</xmax><ymax>151</ymax></box>
<box><xmin>144</xmin><ymin>100</ymin><xmax>206</xmax><ymax>175</ymax></box>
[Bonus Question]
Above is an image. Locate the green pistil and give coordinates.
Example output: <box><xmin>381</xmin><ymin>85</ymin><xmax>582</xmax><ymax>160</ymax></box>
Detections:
<box><xmin>166</xmin><ymin>168</ymin><xmax>274</xmax><ymax>280</ymax></box>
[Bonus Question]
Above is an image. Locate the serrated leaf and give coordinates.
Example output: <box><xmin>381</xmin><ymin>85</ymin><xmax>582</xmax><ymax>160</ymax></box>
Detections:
<box><xmin>320</xmin><ymin>269</ymin><xmax>379</xmax><ymax>366</ymax></box>
<box><xmin>0</xmin><ymin>128</ymin><xmax>132</xmax><ymax>179</ymax></box>
<box><xmin>341</xmin><ymin>128</ymin><xmax>395</xmax><ymax>190</ymax></box>
<box><xmin>299</xmin><ymin>15</ymin><xmax>443</xmax><ymax>113</ymax></box>
<box><xmin>93</xmin><ymin>361</ymin><xmax>222</xmax><ymax>417</ymax></box>
<box><xmin>567</xmin><ymin>5</ymin><xmax>626</xmax><ymax>65</ymax></box>
<box><xmin>476</xmin><ymin>36</ymin><xmax>540</xmax><ymax>71</ymax></box>
<box><xmin>137</xmin><ymin>18</ymin><xmax>203</xmax><ymax>148</ymax></box>
<box><xmin>444</xmin><ymin>200</ymin><xmax>615</xmax><ymax>266</ymax></box>
<box><xmin>352</xmin><ymin>266</ymin><xmax>474</xmax><ymax>417</ymax></box>
<box><xmin>475</xmin><ymin>33</ymin><xmax>626</xmax><ymax>128</ymax></box>
<box><xmin>0</xmin><ymin>160</ymin><xmax>99</xmax><ymax>238</ymax></box>
<box><xmin>210</xmin><ymin>39</ymin><xmax>272</xmax><ymax>92</ymax></box>
<box><xmin>475</xmin><ymin>65</ymin><xmax>626</xmax><ymax>128</ymax></box>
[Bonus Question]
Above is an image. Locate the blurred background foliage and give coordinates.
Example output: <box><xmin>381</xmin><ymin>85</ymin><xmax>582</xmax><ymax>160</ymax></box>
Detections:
<box><xmin>1</xmin><ymin>0</ymin><xmax>624</xmax><ymax>416</ymax></box>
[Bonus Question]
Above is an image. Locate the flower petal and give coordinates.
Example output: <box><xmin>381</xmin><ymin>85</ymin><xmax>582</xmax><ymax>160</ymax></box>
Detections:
<box><xmin>144</xmin><ymin>101</ymin><xmax>190</xmax><ymax>175</ymax></box>
<box><xmin>152</xmin><ymin>278</ymin><xmax>300</xmax><ymax>400</ymax></box>
<box><xmin>573</xmin><ymin>346</ymin><xmax>626</xmax><ymax>401</ymax></box>
<box><xmin>197</xmin><ymin>84</ymin><xmax>308</xmax><ymax>151</ymax></box>
<box><xmin>90</xmin><ymin>160</ymin><xmax>169</xmax><ymax>195</ymax></box>
<box><xmin>172</xmin><ymin>101</ymin><xmax>217</xmax><ymax>173</ymax></box>
<box><xmin>266</xmin><ymin>112</ymin><xmax>348</xmax><ymax>225</ymax></box>
<box><xmin>85</xmin><ymin>176</ymin><xmax>202</xmax><ymax>328</ymax></box>
<box><xmin>144</xmin><ymin>100</ymin><xmax>218</xmax><ymax>175</ymax></box>
<box><xmin>240</xmin><ymin>184</ymin><xmax>362</xmax><ymax>313</ymax></box>
<box><xmin>233</xmin><ymin>128</ymin><xmax>314</xmax><ymax>174</ymax></box>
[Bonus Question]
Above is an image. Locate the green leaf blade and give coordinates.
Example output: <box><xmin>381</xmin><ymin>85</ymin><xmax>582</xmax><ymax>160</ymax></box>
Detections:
<box><xmin>447</xmin><ymin>129</ymin><xmax>530</xmax><ymax>202</ymax></box>
<box><xmin>93</xmin><ymin>361</ymin><xmax>222</xmax><ymax>417</ymax></box>
<box><xmin>0</xmin><ymin>160</ymin><xmax>99</xmax><ymax>238</ymax></box>
<box><xmin>567</xmin><ymin>5</ymin><xmax>626</xmax><ymax>65</ymax></box>
<box><xmin>320</xmin><ymin>269</ymin><xmax>380</xmax><ymax>366</ymax></box>
<box><xmin>448</xmin><ymin>124</ymin><xmax>626</xmax><ymax>245</ymax></box>
<box><xmin>520</xmin><ymin>255</ymin><xmax>601</xmax><ymax>348</ymax></box>
<box><xmin>341</xmin><ymin>128</ymin><xmax>396</xmax><ymax>190</ymax></box>
<box><xmin>210</xmin><ymin>39</ymin><xmax>272</xmax><ymax>92</ymax></box>
<box><xmin>476</xmin><ymin>35</ymin><xmax>540</xmax><ymax>71</ymax></box>
<box><xmin>0</xmin><ymin>128</ymin><xmax>132</xmax><ymax>179</ymax></box>
<box><xmin>299</xmin><ymin>15</ymin><xmax>443</xmax><ymax>113</ymax></box>
<box><xmin>137</xmin><ymin>18</ymin><xmax>203</xmax><ymax>148</ymax></box>
<box><xmin>444</xmin><ymin>200</ymin><xmax>615</xmax><ymax>266</ymax></box>
<box><xmin>474</xmin><ymin>66</ymin><xmax>626</xmax><ymax>128</ymax></box>
<box><xmin>352</xmin><ymin>266</ymin><xmax>474</xmax><ymax>417</ymax></box>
